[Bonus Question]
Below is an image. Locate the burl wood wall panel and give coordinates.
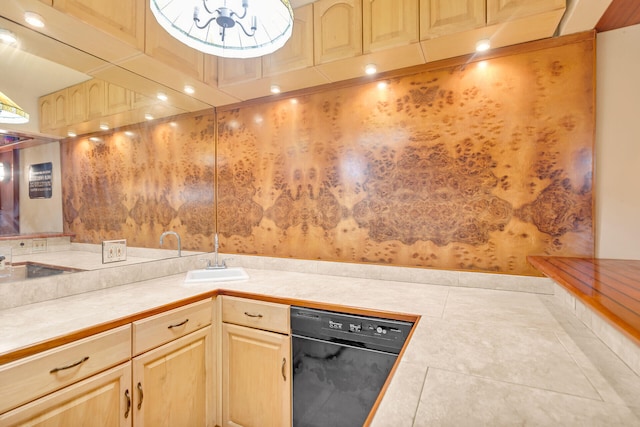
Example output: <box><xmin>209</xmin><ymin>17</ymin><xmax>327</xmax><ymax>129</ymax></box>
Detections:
<box><xmin>216</xmin><ymin>38</ymin><xmax>595</xmax><ymax>275</ymax></box>
<box><xmin>60</xmin><ymin>36</ymin><xmax>594</xmax><ymax>276</ymax></box>
<box><xmin>61</xmin><ymin>115</ymin><xmax>216</xmax><ymax>251</ymax></box>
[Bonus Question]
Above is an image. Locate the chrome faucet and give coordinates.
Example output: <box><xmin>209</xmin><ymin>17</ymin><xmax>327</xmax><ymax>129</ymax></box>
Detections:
<box><xmin>206</xmin><ymin>233</ymin><xmax>226</xmax><ymax>269</ymax></box>
<box><xmin>159</xmin><ymin>231</ymin><xmax>181</xmax><ymax>257</ymax></box>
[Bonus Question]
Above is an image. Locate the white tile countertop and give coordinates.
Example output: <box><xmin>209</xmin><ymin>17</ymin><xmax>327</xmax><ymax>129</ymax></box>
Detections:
<box><xmin>1</xmin><ymin>263</ymin><xmax>639</xmax><ymax>426</ymax></box>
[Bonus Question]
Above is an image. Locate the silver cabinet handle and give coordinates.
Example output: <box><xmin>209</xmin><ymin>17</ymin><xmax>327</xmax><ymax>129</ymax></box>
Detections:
<box><xmin>244</xmin><ymin>311</ymin><xmax>263</xmax><ymax>318</ymax></box>
<box><xmin>124</xmin><ymin>389</ymin><xmax>131</xmax><ymax>418</ymax></box>
<box><xmin>167</xmin><ymin>318</ymin><xmax>189</xmax><ymax>329</ymax></box>
<box><xmin>281</xmin><ymin>357</ymin><xmax>286</xmax><ymax>381</ymax></box>
<box><xmin>50</xmin><ymin>356</ymin><xmax>89</xmax><ymax>373</ymax></box>
<box><xmin>137</xmin><ymin>382</ymin><xmax>144</xmax><ymax>409</ymax></box>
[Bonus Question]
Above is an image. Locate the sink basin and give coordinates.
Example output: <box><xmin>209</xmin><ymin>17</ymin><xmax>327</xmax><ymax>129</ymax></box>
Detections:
<box><xmin>184</xmin><ymin>267</ymin><xmax>249</xmax><ymax>284</ymax></box>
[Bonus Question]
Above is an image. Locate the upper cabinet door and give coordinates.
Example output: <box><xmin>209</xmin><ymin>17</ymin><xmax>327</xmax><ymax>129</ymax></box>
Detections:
<box><xmin>263</xmin><ymin>4</ymin><xmax>315</xmax><ymax>77</ymax></box>
<box><xmin>67</xmin><ymin>84</ymin><xmax>87</xmax><ymax>125</ymax></box>
<box><xmin>420</xmin><ymin>0</ymin><xmax>485</xmax><ymax>40</ymax></box>
<box><xmin>364</xmin><ymin>0</ymin><xmax>419</xmax><ymax>53</ymax></box>
<box><xmin>487</xmin><ymin>0</ymin><xmax>566</xmax><ymax>24</ymax></box>
<box><xmin>144</xmin><ymin>5</ymin><xmax>205</xmax><ymax>80</ymax></box>
<box><xmin>53</xmin><ymin>0</ymin><xmax>144</xmax><ymax>49</ymax></box>
<box><xmin>314</xmin><ymin>0</ymin><xmax>363</xmax><ymax>64</ymax></box>
<box><xmin>39</xmin><ymin>91</ymin><xmax>69</xmax><ymax>133</ymax></box>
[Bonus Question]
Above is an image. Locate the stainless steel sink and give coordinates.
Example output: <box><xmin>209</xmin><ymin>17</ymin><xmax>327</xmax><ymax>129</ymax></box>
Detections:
<box><xmin>184</xmin><ymin>267</ymin><xmax>249</xmax><ymax>284</ymax></box>
<box><xmin>13</xmin><ymin>262</ymin><xmax>85</xmax><ymax>279</ymax></box>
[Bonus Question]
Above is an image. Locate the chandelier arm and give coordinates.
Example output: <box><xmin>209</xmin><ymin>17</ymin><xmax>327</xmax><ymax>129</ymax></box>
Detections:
<box><xmin>194</xmin><ymin>16</ymin><xmax>219</xmax><ymax>30</ymax></box>
<box><xmin>231</xmin><ymin>6</ymin><xmax>248</xmax><ymax>20</ymax></box>
<box><xmin>202</xmin><ymin>0</ymin><xmax>216</xmax><ymax>15</ymax></box>
<box><xmin>235</xmin><ymin>19</ymin><xmax>256</xmax><ymax>37</ymax></box>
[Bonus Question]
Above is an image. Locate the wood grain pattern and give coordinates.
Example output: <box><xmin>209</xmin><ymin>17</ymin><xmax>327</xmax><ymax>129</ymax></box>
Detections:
<box><xmin>217</xmin><ymin>37</ymin><xmax>595</xmax><ymax>275</ymax></box>
<box><xmin>529</xmin><ymin>256</ymin><xmax>640</xmax><ymax>345</ymax></box>
<box><xmin>61</xmin><ymin>114</ymin><xmax>216</xmax><ymax>251</ymax></box>
<box><xmin>596</xmin><ymin>0</ymin><xmax>640</xmax><ymax>32</ymax></box>
<box><xmin>60</xmin><ymin>35</ymin><xmax>595</xmax><ymax>276</ymax></box>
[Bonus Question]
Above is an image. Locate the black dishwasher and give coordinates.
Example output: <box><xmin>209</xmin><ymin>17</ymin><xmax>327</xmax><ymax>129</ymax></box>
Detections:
<box><xmin>291</xmin><ymin>306</ymin><xmax>413</xmax><ymax>427</ymax></box>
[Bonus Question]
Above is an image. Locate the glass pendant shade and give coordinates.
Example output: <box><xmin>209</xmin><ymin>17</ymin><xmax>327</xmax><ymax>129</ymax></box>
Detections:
<box><xmin>0</xmin><ymin>91</ymin><xmax>29</xmax><ymax>124</ymax></box>
<box><xmin>150</xmin><ymin>0</ymin><xmax>294</xmax><ymax>59</ymax></box>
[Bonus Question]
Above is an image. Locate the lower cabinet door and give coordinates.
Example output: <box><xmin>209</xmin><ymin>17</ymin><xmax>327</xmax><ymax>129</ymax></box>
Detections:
<box><xmin>222</xmin><ymin>322</ymin><xmax>291</xmax><ymax>427</ymax></box>
<box><xmin>132</xmin><ymin>326</ymin><xmax>214</xmax><ymax>427</ymax></box>
<box><xmin>0</xmin><ymin>362</ymin><xmax>132</xmax><ymax>427</ymax></box>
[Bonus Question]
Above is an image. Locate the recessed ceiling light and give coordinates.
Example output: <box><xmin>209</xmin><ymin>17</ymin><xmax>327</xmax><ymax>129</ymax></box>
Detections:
<box><xmin>184</xmin><ymin>85</ymin><xmax>195</xmax><ymax>95</ymax></box>
<box><xmin>157</xmin><ymin>92</ymin><xmax>168</xmax><ymax>101</ymax></box>
<box><xmin>99</xmin><ymin>123</ymin><xmax>109</xmax><ymax>131</ymax></box>
<box><xmin>475</xmin><ymin>39</ymin><xmax>491</xmax><ymax>52</ymax></box>
<box><xmin>365</xmin><ymin>64</ymin><xmax>377</xmax><ymax>75</ymax></box>
<box><xmin>67</xmin><ymin>131</ymin><xmax>77</xmax><ymax>137</ymax></box>
<box><xmin>144</xmin><ymin>113</ymin><xmax>154</xmax><ymax>121</ymax></box>
<box><xmin>24</xmin><ymin>12</ymin><xmax>45</xmax><ymax>28</ymax></box>
<box><xmin>270</xmin><ymin>85</ymin><xmax>281</xmax><ymax>94</ymax></box>
<box><xmin>0</xmin><ymin>29</ymin><xmax>17</xmax><ymax>45</ymax></box>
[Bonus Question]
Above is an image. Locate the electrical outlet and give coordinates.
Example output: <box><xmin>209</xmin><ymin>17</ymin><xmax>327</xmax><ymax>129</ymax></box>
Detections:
<box><xmin>32</xmin><ymin>239</ymin><xmax>47</xmax><ymax>253</ymax></box>
<box><xmin>102</xmin><ymin>239</ymin><xmax>127</xmax><ymax>263</ymax></box>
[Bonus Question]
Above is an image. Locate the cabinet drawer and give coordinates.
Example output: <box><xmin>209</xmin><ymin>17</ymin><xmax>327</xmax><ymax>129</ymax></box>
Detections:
<box><xmin>0</xmin><ymin>325</ymin><xmax>131</xmax><ymax>414</ymax></box>
<box><xmin>133</xmin><ymin>299</ymin><xmax>213</xmax><ymax>355</ymax></box>
<box><xmin>222</xmin><ymin>296</ymin><xmax>289</xmax><ymax>334</ymax></box>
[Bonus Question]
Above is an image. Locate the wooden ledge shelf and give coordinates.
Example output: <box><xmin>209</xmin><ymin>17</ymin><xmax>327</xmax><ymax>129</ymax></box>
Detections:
<box><xmin>528</xmin><ymin>256</ymin><xmax>640</xmax><ymax>346</ymax></box>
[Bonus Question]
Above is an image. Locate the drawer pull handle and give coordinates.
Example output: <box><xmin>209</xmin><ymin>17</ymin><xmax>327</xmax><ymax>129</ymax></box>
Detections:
<box><xmin>49</xmin><ymin>356</ymin><xmax>89</xmax><ymax>373</ymax></box>
<box><xmin>244</xmin><ymin>311</ymin><xmax>263</xmax><ymax>318</ymax></box>
<box><xmin>281</xmin><ymin>357</ymin><xmax>286</xmax><ymax>381</ymax></box>
<box><xmin>124</xmin><ymin>389</ymin><xmax>131</xmax><ymax>418</ymax></box>
<box><xmin>168</xmin><ymin>318</ymin><xmax>189</xmax><ymax>329</ymax></box>
<box><xmin>137</xmin><ymin>382</ymin><xmax>144</xmax><ymax>410</ymax></box>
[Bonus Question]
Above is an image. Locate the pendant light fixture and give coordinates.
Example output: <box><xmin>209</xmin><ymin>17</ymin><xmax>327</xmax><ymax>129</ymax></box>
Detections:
<box><xmin>150</xmin><ymin>0</ymin><xmax>294</xmax><ymax>59</ymax></box>
<box><xmin>0</xmin><ymin>91</ymin><xmax>29</xmax><ymax>124</ymax></box>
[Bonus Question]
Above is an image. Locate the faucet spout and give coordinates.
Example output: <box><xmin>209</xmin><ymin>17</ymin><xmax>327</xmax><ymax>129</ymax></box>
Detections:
<box><xmin>208</xmin><ymin>233</ymin><xmax>226</xmax><ymax>269</ymax></box>
<box><xmin>160</xmin><ymin>231</ymin><xmax>181</xmax><ymax>257</ymax></box>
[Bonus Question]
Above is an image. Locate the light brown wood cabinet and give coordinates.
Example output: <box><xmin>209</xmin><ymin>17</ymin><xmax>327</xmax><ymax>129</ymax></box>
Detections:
<box><xmin>52</xmin><ymin>0</ymin><xmax>144</xmax><ymax>50</ymax></box>
<box><xmin>132</xmin><ymin>327</ymin><xmax>214</xmax><ymax>427</ymax></box>
<box><xmin>486</xmin><ymin>0</ymin><xmax>565</xmax><ymax>24</ymax></box>
<box><xmin>0</xmin><ymin>325</ymin><xmax>132</xmax><ymax>426</ymax></box>
<box><xmin>0</xmin><ymin>299</ymin><xmax>215</xmax><ymax>427</ymax></box>
<box><xmin>314</xmin><ymin>0</ymin><xmax>363</xmax><ymax>64</ymax></box>
<box><xmin>143</xmin><ymin>5</ymin><xmax>205</xmax><ymax>81</ymax></box>
<box><xmin>262</xmin><ymin>4</ymin><xmax>315</xmax><ymax>77</ymax></box>
<box><xmin>131</xmin><ymin>299</ymin><xmax>215</xmax><ymax>427</ymax></box>
<box><xmin>221</xmin><ymin>296</ymin><xmax>291</xmax><ymax>427</ymax></box>
<box><xmin>364</xmin><ymin>0</ymin><xmax>419</xmax><ymax>53</ymax></box>
<box><xmin>419</xmin><ymin>0</ymin><xmax>485</xmax><ymax>40</ymax></box>
<box><xmin>67</xmin><ymin>84</ymin><xmax>87</xmax><ymax>124</ymax></box>
<box><xmin>38</xmin><ymin>79</ymin><xmax>156</xmax><ymax>136</ymax></box>
<box><xmin>39</xmin><ymin>90</ymin><xmax>68</xmax><ymax>133</ymax></box>
<box><xmin>0</xmin><ymin>362</ymin><xmax>132</xmax><ymax>426</ymax></box>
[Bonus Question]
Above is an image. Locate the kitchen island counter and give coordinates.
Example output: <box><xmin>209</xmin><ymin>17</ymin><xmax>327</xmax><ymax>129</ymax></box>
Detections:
<box><xmin>1</xmin><ymin>266</ymin><xmax>639</xmax><ymax>425</ymax></box>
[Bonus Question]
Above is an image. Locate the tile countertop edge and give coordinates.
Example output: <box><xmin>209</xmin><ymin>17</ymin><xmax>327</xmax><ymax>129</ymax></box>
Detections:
<box><xmin>0</xmin><ymin>268</ymin><xmax>426</xmax><ymax>426</ymax></box>
<box><xmin>0</xmin><ymin>257</ymin><xmax>556</xmax><ymax>360</ymax></box>
<box><xmin>0</xmin><ymin>269</ymin><xmax>426</xmax><ymax>364</ymax></box>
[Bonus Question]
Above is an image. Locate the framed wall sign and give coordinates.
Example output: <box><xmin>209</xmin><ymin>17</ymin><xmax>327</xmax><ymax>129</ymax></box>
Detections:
<box><xmin>28</xmin><ymin>162</ymin><xmax>53</xmax><ymax>199</ymax></box>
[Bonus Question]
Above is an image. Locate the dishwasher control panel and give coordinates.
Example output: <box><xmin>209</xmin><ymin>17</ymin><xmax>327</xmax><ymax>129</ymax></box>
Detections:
<box><xmin>291</xmin><ymin>306</ymin><xmax>414</xmax><ymax>354</ymax></box>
